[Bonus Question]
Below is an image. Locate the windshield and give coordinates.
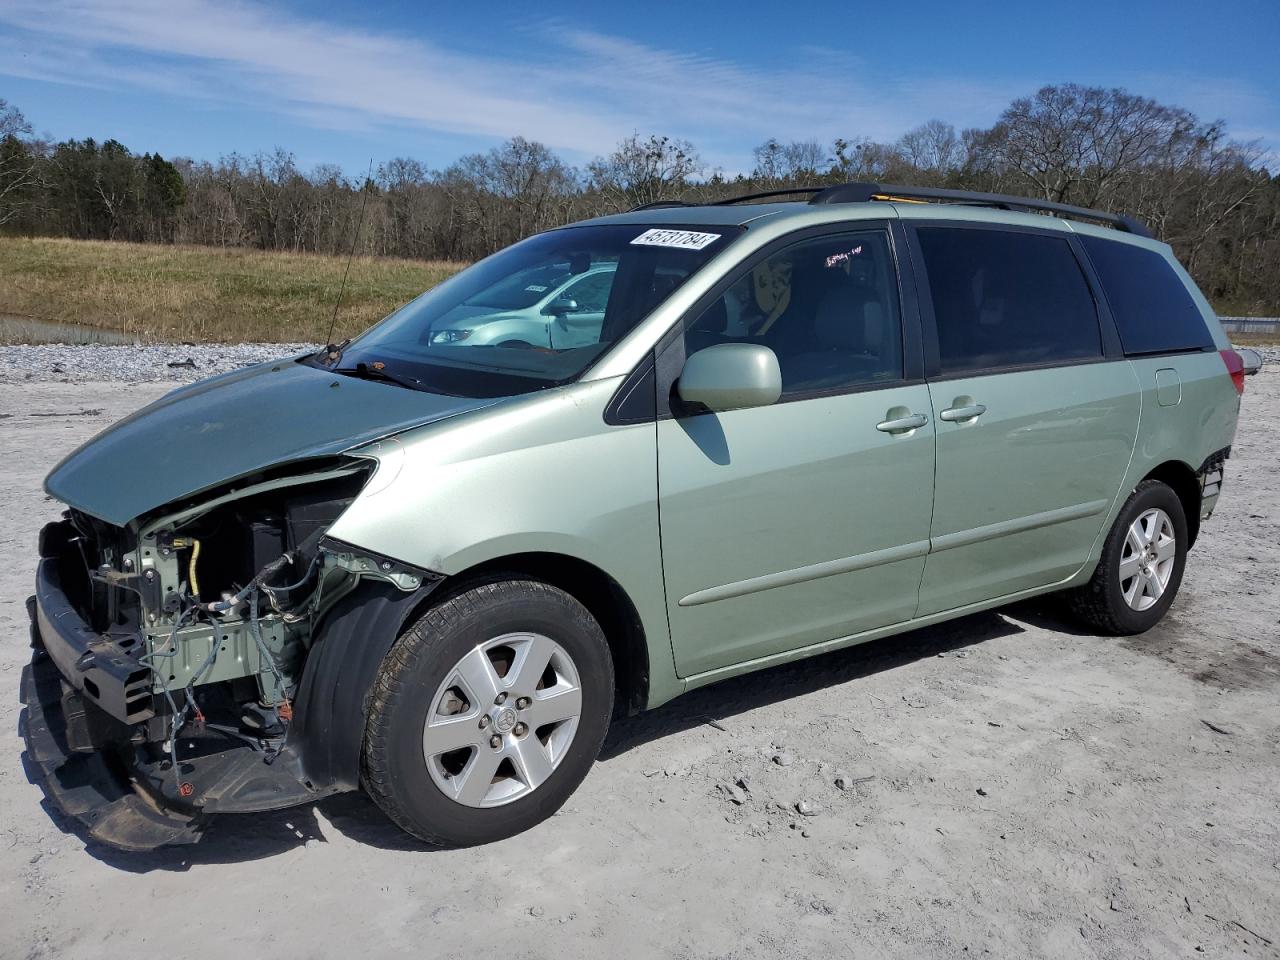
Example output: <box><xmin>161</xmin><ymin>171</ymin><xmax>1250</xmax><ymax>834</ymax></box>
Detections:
<box><xmin>467</xmin><ymin>264</ymin><xmax>571</xmax><ymax>310</ymax></box>
<box><xmin>314</xmin><ymin>224</ymin><xmax>739</xmax><ymax>397</ymax></box>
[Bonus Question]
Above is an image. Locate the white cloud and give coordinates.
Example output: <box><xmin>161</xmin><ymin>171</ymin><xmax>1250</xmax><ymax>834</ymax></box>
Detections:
<box><xmin>0</xmin><ymin>0</ymin><xmax>1022</xmax><ymax>167</ymax></box>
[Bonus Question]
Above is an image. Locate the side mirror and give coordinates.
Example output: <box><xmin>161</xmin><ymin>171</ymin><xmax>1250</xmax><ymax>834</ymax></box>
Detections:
<box><xmin>1238</xmin><ymin>347</ymin><xmax>1263</xmax><ymax>376</ymax></box>
<box><xmin>546</xmin><ymin>297</ymin><xmax>578</xmax><ymax>316</ymax></box>
<box><xmin>677</xmin><ymin>343</ymin><xmax>782</xmax><ymax>412</ymax></box>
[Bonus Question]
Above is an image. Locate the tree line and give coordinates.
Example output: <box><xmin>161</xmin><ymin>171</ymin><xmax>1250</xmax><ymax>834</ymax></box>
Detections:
<box><xmin>2</xmin><ymin>84</ymin><xmax>1277</xmax><ymax>314</ymax></box>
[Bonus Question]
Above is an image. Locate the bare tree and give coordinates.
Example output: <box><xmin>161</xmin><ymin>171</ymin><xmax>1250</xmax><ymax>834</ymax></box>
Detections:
<box><xmin>588</xmin><ymin>134</ymin><xmax>702</xmax><ymax>210</ymax></box>
<box><xmin>982</xmin><ymin>84</ymin><xmax>1201</xmax><ymax>205</ymax></box>
<box><xmin>897</xmin><ymin>120</ymin><xmax>962</xmax><ymax>179</ymax></box>
<box><xmin>752</xmin><ymin>139</ymin><xmax>830</xmax><ymax>186</ymax></box>
<box><xmin>0</xmin><ymin>99</ymin><xmax>38</xmax><ymax>226</ymax></box>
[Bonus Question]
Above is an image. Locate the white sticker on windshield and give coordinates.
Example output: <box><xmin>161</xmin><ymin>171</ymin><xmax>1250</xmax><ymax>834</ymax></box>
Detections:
<box><xmin>630</xmin><ymin>228</ymin><xmax>721</xmax><ymax>251</ymax></box>
<box><xmin>524</xmin><ymin>284</ymin><xmax>549</xmax><ymax>292</ymax></box>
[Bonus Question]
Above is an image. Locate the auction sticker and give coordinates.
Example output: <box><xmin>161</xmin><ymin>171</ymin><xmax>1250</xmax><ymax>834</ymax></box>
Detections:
<box><xmin>630</xmin><ymin>228</ymin><xmax>721</xmax><ymax>251</ymax></box>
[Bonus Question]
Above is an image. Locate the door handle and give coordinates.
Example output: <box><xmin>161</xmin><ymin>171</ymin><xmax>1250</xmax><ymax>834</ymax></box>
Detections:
<box><xmin>876</xmin><ymin>412</ymin><xmax>928</xmax><ymax>434</ymax></box>
<box><xmin>939</xmin><ymin>402</ymin><xmax>987</xmax><ymax>423</ymax></box>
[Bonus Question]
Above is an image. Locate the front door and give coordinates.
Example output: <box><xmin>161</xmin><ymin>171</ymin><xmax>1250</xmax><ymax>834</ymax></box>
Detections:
<box><xmin>908</xmin><ymin>224</ymin><xmax>1141</xmax><ymax>615</ymax></box>
<box><xmin>656</xmin><ymin>228</ymin><xmax>936</xmax><ymax>677</ymax></box>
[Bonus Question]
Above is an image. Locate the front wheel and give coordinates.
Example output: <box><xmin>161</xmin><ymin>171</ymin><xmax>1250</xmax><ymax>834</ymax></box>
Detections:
<box><xmin>361</xmin><ymin>578</ymin><xmax>614</xmax><ymax>846</ymax></box>
<box><xmin>1066</xmin><ymin>479</ymin><xmax>1188</xmax><ymax>635</ymax></box>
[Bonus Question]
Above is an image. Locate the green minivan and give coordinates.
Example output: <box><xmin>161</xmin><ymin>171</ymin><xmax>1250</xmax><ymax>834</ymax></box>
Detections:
<box><xmin>23</xmin><ymin>183</ymin><xmax>1245</xmax><ymax>850</ymax></box>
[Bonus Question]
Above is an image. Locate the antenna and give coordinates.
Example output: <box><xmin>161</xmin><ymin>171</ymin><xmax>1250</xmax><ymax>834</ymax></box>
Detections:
<box><xmin>325</xmin><ymin>158</ymin><xmax>374</xmax><ymax>351</ymax></box>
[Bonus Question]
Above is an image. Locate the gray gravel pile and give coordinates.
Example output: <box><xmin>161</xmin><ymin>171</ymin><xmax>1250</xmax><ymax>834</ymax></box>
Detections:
<box><xmin>0</xmin><ymin>342</ymin><xmax>320</xmax><ymax>383</ymax></box>
<box><xmin>0</xmin><ymin>340</ymin><xmax>1275</xmax><ymax>385</ymax></box>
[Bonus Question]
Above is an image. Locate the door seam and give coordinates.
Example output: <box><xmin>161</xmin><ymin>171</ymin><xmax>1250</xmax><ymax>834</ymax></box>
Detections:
<box><xmin>911</xmin><ymin>380</ymin><xmax>940</xmax><ymax>619</ymax></box>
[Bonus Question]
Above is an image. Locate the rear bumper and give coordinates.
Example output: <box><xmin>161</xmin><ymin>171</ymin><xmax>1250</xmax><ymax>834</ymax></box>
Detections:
<box><xmin>1197</xmin><ymin>446</ymin><xmax>1230</xmax><ymax>521</ymax></box>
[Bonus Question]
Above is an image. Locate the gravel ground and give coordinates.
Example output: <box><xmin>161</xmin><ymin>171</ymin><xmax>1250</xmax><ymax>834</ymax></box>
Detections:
<box><xmin>0</xmin><ymin>342</ymin><xmax>319</xmax><ymax>383</ymax></box>
<box><xmin>1</xmin><ymin>363</ymin><xmax>1277</xmax><ymax>960</ymax></box>
<box><xmin>0</xmin><ymin>342</ymin><xmax>1275</xmax><ymax>385</ymax></box>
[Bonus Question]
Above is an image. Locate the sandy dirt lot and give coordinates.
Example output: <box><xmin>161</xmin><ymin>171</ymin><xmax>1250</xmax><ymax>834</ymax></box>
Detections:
<box><xmin>2</xmin><ymin>372</ymin><xmax>1278</xmax><ymax>960</ymax></box>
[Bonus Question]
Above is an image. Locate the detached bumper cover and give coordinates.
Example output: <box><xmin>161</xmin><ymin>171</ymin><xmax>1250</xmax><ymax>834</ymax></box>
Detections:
<box><xmin>20</xmin><ymin>634</ymin><xmax>204</xmax><ymax>851</ymax></box>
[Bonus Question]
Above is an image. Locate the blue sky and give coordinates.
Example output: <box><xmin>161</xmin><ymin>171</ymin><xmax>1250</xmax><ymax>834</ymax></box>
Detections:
<box><xmin>0</xmin><ymin>0</ymin><xmax>1276</xmax><ymax>176</ymax></box>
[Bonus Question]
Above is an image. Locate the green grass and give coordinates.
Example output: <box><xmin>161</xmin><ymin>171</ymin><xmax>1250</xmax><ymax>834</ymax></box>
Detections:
<box><xmin>0</xmin><ymin>237</ymin><xmax>466</xmax><ymax>343</ymax></box>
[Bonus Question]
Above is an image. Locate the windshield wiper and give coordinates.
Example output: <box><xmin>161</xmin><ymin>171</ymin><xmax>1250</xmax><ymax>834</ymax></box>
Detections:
<box><xmin>333</xmin><ymin>362</ymin><xmax>426</xmax><ymax>392</ymax></box>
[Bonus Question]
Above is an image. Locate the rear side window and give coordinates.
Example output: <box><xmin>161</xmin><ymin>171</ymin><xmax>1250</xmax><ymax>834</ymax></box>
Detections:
<box><xmin>916</xmin><ymin>227</ymin><xmax>1102</xmax><ymax>375</ymax></box>
<box><xmin>1081</xmin><ymin>237</ymin><xmax>1213</xmax><ymax>356</ymax></box>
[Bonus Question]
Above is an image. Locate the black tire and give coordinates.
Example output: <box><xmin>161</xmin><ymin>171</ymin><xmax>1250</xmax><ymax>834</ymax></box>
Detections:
<box><xmin>361</xmin><ymin>578</ymin><xmax>613</xmax><ymax>846</ymax></box>
<box><xmin>1066</xmin><ymin>479</ymin><xmax>1189</xmax><ymax>635</ymax></box>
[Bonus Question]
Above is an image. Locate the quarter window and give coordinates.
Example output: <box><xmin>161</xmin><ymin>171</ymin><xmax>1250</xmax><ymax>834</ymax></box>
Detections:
<box><xmin>916</xmin><ymin>227</ymin><xmax>1102</xmax><ymax>375</ymax></box>
<box><xmin>1080</xmin><ymin>236</ymin><xmax>1213</xmax><ymax>356</ymax></box>
<box><xmin>681</xmin><ymin>231</ymin><xmax>903</xmax><ymax>397</ymax></box>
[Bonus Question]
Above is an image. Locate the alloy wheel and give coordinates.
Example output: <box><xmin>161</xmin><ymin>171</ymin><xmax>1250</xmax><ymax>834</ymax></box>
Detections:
<box><xmin>1119</xmin><ymin>507</ymin><xmax>1176</xmax><ymax>612</ymax></box>
<box><xmin>422</xmin><ymin>633</ymin><xmax>582</xmax><ymax>808</ymax></box>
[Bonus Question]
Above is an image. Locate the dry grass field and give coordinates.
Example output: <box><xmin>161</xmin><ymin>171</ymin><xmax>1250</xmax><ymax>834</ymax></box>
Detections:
<box><xmin>0</xmin><ymin>237</ymin><xmax>465</xmax><ymax>344</ymax></box>
<box><xmin>2</xmin><ymin>236</ymin><xmax>1277</xmax><ymax>350</ymax></box>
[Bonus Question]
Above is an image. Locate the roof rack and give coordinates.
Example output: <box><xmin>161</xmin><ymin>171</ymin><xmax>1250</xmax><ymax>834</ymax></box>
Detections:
<box><xmin>807</xmin><ymin>182</ymin><xmax>1153</xmax><ymax>237</ymax></box>
<box><xmin>627</xmin><ymin>182</ymin><xmax>1152</xmax><ymax>237</ymax></box>
<box><xmin>712</xmin><ymin>187</ymin><xmax>825</xmax><ymax>206</ymax></box>
<box><xmin>627</xmin><ymin>187</ymin><xmax>820</xmax><ymax>211</ymax></box>
<box><xmin>629</xmin><ymin>200</ymin><xmax>693</xmax><ymax>211</ymax></box>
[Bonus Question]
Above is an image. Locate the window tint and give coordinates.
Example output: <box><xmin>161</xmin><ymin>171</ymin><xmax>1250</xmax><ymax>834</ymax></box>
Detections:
<box><xmin>1081</xmin><ymin>236</ymin><xmax>1213</xmax><ymax>356</ymax></box>
<box><xmin>562</xmin><ymin>270</ymin><xmax>613</xmax><ymax>312</ymax></box>
<box><xmin>681</xmin><ymin>231</ymin><xmax>903</xmax><ymax>397</ymax></box>
<box><xmin>917</xmin><ymin>228</ymin><xmax>1102</xmax><ymax>374</ymax></box>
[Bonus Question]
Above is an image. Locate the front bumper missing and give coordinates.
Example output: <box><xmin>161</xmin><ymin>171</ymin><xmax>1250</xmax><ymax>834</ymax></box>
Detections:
<box><xmin>22</xmin><ymin>554</ymin><xmax>324</xmax><ymax>851</ymax></box>
<box><xmin>22</xmin><ymin>521</ymin><xmax>443</xmax><ymax>851</ymax></box>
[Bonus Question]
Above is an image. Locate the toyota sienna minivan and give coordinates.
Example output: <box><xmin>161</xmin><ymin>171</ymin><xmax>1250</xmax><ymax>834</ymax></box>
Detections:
<box><xmin>23</xmin><ymin>182</ymin><xmax>1245</xmax><ymax>850</ymax></box>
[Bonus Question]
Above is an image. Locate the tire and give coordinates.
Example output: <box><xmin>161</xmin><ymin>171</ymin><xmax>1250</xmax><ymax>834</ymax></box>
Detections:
<box><xmin>1066</xmin><ymin>479</ymin><xmax>1189</xmax><ymax>635</ymax></box>
<box><xmin>361</xmin><ymin>578</ymin><xmax>613</xmax><ymax>846</ymax></box>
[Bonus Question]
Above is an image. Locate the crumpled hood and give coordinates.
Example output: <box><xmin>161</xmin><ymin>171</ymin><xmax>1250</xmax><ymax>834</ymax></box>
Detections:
<box><xmin>44</xmin><ymin>358</ymin><xmax>495</xmax><ymax>526</ymax></box>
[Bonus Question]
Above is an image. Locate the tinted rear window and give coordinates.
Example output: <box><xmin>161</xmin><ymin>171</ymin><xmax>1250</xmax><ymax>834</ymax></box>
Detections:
<box><xmin>916</xmin><ymin>227</ymin><xmax>1102</xmax><ymax>375</ymax></box>
<box><xmin>1081</xmin><ymin>237</ymin><xmax>1213</xmax><ymax>355</ymax></box>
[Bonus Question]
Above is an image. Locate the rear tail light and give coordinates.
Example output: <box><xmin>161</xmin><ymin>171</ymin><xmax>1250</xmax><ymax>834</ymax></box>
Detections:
<box><xmin>1220</xmin><ymin>349</ymin><xmax>1246</xmax><ymax>395</ymax></box>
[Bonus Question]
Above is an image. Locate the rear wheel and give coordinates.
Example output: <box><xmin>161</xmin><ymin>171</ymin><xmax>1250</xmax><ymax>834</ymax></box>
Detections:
<box><xmin>1067</xmin><ymin>479</ymin><xmax>1188</xmax><ymax>634</ymax></box>
<box><xmin>362</xmin><ymin>578</ymin><xmax>613</xmax><ymax>846</ymax></box>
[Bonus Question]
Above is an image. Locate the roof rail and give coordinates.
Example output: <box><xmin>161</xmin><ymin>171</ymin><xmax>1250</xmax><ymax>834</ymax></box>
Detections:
<box><xmin>712</xmin><ymin>187</ymin><xmax>825</xmax><ymax>205</ymax></box>
<box><xmin>629</xmin><ymin>200</ymin><xmax>693</xmax><ymax>211</ymax></box>
<box><xmin>808</xmin><ymin>181</ymin><xmax>1153</xmax><ymax>238</ymax></box>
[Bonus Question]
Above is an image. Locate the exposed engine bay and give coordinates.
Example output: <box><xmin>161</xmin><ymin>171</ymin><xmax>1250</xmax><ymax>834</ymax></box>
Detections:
<box><xmin>25</xmin><ymin>457</ymin><xmax>440</xmax><ymax>848</ymax></box>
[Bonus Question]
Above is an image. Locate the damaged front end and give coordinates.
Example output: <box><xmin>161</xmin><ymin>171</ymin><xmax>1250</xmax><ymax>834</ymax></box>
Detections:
<box><xmin>23</xmin><ymin>457</ymin><xmax>440</xmax><ymax>850</ymax></box>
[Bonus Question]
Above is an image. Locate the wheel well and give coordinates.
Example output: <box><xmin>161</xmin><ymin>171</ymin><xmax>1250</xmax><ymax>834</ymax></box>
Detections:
<box><xmin>439</xmin><ymin>553</ymin><xmax>649</xmax><ymax>717</ymax></box>
<box><xmin>1143</xmin><ymin>460</ymin><xmax>1202</xmax><ymax>547</ymax></box>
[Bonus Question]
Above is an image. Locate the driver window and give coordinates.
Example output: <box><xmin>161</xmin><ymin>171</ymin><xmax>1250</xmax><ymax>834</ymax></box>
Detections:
<box><xmin>562</xmin><ymin>270</ymin><xmax>613</xmax><ymax>313</ymax></box>
<box><xmin>683</xmin><ymin>231</ymin><xmax>903</xmax><ymax>397</ymax></box>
